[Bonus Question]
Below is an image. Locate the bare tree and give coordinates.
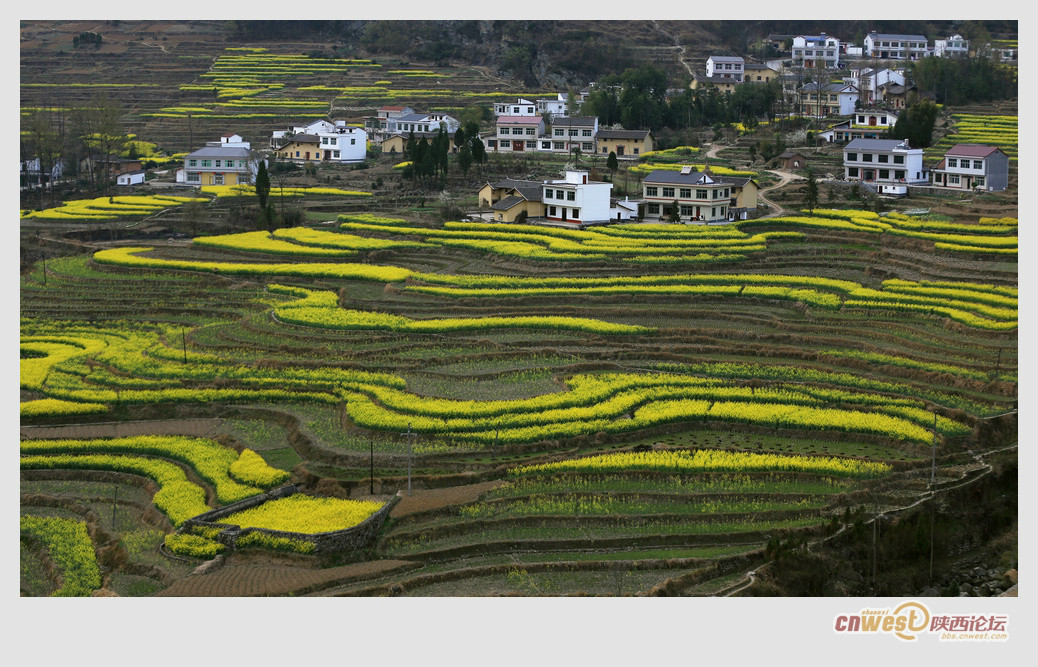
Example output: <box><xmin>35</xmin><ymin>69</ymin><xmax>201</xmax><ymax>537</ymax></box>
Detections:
<box><xmin>24</xmin><ymin>109</ymin><xmax>62</xmax><ymax>209</ymax></box>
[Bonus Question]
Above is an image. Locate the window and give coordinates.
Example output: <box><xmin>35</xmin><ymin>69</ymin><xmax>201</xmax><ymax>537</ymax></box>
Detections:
<box><xmin>973</xmin><ymin>160</ymin><xmax>983</xmax><ymax>169</ymax></box>
<box><xmin>724</xmin><ymin>188</ymin><xmax>730</xmax><ymax>198</ymax></box>
<box><xmin>696</xmin><ymin>189</ymin><xmax>707</xmax><ymax>199</ymax></box>
<box><xmin>526</xmin><ymin>141</ymin><xmax>535</xmax><ymax>149</ymax></box>
<box><xmin>295</xmin><ymin>152</ymin><xmax>300</xmax><ymax>158</ymax></box>
<box><xmin>526</xmin><ymin>128</ymin><xmax>535</xmax><ymax>135</ymax></box>
<box><xmin>322</xmin><ymin>137</ymin><xmax>329</xmax><ymax>145</ymax></box>
<box><xmin>554</xmin><ymin>129</ymin><xmax>564</xmax><ymax>136</ymax></box>
<box><xmin>214</xmin><ymin>160</ymin><xmax>222</xmax><ymax>167</ymax></box>
<box><xmin>848</xmin><ymin>167</ymin><xmax>859</xmax><ymax>178</ymax></box>
<box><xmin>975</xmin><ymin>177</ymin><xmax>985</xmax><ymax>187</ymax></box>
<box><xmin>549</xmin><ymin>206</ymin><xmax>556</xmax><ymax>216</ymax></box>
<box><xmin>602</xmin><ymin>147</ymin><xmax>608</xmax><ymax>153</ymax></box>
<box><xmin>330</xmin><ymin>137</ymin><xmax>337</xmax><ymax>145</ymax></box>
<box><xmin>894</xmin><ymin>170</ymin><xmax>905</xmax><ymax>180</ymax></box>
<box><xmin>569</xmin><ymin>130</ymin><xmax>578</xmax><ymax>137</ymax></box>
<box><xmin>662</xmin><ymin>187</ymin><xmax>675</xmax><ymax>197</ymax></box>
<box><xmin>858</xmin><ymin>115</ymin><xmax>866</xmax><ymax>123</ymax></box>
<box><xmin>571</xmin><ymin>208</ymin><xmax>579</xmax><ymax>218</ymax></box>
<box><xmin>213</xmin><ymin>174</ymin><xmax>224</xmax><ymax>185</ymax></box>
<box><xmin>526</xmin><ymin>107</ymin><xmax>533</xmax><ymax>114</ymax></box>
<box><xmin>582</xmin><ymin>142</ymin><xmax>593</xmax><ymax>151</ymax></box>
<box><xmin>201</xmin><ymin>160</ymin><xmax>212</xmax><ymax>167</ymax></box>
<box><xmin>878</xmin><ymin>154</ymin><xmax>889</xmax><ymax>163</ymax></box>
<box><xmin>646</xmin><ymin>186</ymin><xmax>658</xmax><ymax>197</ymax></box>
<box><xmin>500</xmin><ymin>139</ymin><xmax>510</xmax><ymax>147</ymax></box>
<box><xmin>513</xmin><ymin>107</ymin><xmax>520</xmax><ymax>114</ymax></box>
<box><xmin>879</xmin><ymin>169</ymin><xmax>890</xmax><ymax>179</ymax></box>
<box><xmin>500</xmin><ymin>128</ymin><xmax>509</xmax><ymax>136</ymax></box>
<box><xmin>582</xmin><ymin>129</ymin><xmax>592</xmax><ymax>137</ymax></box>
<box><xmin>188</xmin><ymin>159</ymin><xmax>197</xmax><ymax>167</ymax></box>
<box><xmin>186</xmin><ymin>172</ymin><xmax>200</xmax><ymax>182</ymax></box>
<box><xmin>893</xmin><ymin>155</ymin><xmax>904</xmax><ymax>164</ymax></box>
<box><xmin>333</xmin><ymin>150</ymin><xmax>340</xmax><ymax>158</ymax></box>
<box><xmin>947</xmin><ymin>158</ymin><xmax>957</xmax><ymax>168</ymax></box>
<box><xmin>647</xmin><ymin>203</ymin><xmax>659</xmax><ymax>214</ymax></box>
<box><xmin>949</xmin><ymin>174</ymin><xmax>960</xmax><ymax>185</ymax></box>
<box><xmin>880</xmin><ymin>117</ymin><xmax>887</xmax><ymax>124</ymax></box>
<box><xmin>633</xmin><ymin>148</ymin><xmax>639</xmax><ymax>155</ymax></box>
<box><xmin>862</xmin><ymin>154</ymin><xmax>873</xmax><ymax>162</ymax></box>
<box><xmin>567</xmin><ymin>191</ymin><xmax>575</xmax><ymax>201</ymax></box>
<box><xmin>553</xmin><ymin>141</ymin><xmax>565</xmax><ymax>150</ymax></box>
<box><xmin>351</xmin><ymin>139</ymin><xmax>356</xmax><ymax>145</ymax></box>
<box><xmin>680</xmin><ymin>188</ymin><xmax>691</xmax><ymax>198</ymax></box>
<box><xmin>541</xmin><ymin>142</ymin><xmax>551</xmax><ymax>150</ymax></box>
<box><xmin>680</xmin><ymin>205</ymin><xmax>694</xmax><ymax>217</ymax></box>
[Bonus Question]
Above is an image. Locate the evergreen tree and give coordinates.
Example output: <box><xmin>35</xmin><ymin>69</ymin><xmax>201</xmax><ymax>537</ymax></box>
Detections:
<box><xmin>607</xmin><ymin>151</ymin><xmax>619</xmax><ymax>179</ymax></box>
<box><xmin>803</xmin><ymin>168</ymin><xmax>819</xmax><ymax>213</ymax></box>
<box><xmin>254</xmin><ymin>159</ymin><xmax>270</xmax><ymax>212</ymax></box>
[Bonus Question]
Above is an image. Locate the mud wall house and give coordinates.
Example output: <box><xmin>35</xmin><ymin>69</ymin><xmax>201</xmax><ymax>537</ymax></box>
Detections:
<box><xmin>595</xmin><ymin>129</ymin><xmax>654</xmax><ymax>159</ymax></box>
<box><xmin>641</xmin><ymin>168</ymin><xmax>733</xmax><ymax>223</ymax></box>
<box><xmin>930</xmin><ymin>144</ymin><xmax>1009</xmax><ymax>192</ymax></box>
<box><xmin>743</xmin><ymin>63</ymin><xmax>780</xmax><ymax>84</ymax></box>
<box><xmin>778</xmin><ymin>150</ymin><xmax>809</xmax><ymax>170</ymax></box>
<box><xmin>689</xmin><ymin>71</ymin><xmax>739</xmax><ymax>94</ymax></box>
<box><xmin>843</xmin><ymin>138</ymin><xmax>927</xmax><ymax>185</ymax></box>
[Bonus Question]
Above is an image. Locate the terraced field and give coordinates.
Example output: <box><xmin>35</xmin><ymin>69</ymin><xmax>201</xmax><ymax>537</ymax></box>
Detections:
<box><xmin>20</xmin><ymin>197</ymin><xmax>1016</xmax><ymax>596</ymax></box>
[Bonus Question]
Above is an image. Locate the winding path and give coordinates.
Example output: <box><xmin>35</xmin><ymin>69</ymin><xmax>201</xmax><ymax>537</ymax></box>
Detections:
<box><xmin>757</xmin><ymin>169</ymin><xmax>805</xmax><ymax>218</ymax></box>
<box><xmin>651</xmin><ymin>21</ymin><xmax>694</xmax><ymax>79</ymax></box>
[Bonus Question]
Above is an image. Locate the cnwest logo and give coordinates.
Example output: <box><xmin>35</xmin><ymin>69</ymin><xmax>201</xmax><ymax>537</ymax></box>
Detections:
<box><xmin>834</xmin><ymin>601</ymin><xmax>931</xmax><ymax>641</ymax></box>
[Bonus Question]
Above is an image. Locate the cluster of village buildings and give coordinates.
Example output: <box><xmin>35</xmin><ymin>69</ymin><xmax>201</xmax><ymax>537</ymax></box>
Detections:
<box><xmin>40</xmin><ymin>29</ymin><xmax>1009</xmax><ymax>226</ymax></box>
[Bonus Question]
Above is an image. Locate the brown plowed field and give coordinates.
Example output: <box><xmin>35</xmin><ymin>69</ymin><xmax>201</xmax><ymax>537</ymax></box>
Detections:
<box><xmin>156</xmin><ymin>559</ymin><xmax>415</xmax><ymax>597</ymax></box>
<box><xmin>20</xmin><ymin>418</ymin><xmax>221</xmax><ymax>440</ymax></box>
<box><xmin>390</xmin><ymin>480</ymin><xmax>506</xmax><ymax>518</ymax></box>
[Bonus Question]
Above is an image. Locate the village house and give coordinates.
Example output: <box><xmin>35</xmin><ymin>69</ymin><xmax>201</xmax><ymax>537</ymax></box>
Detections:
<box><xmin>821</xmin><ymin>109</ymin><xmax>899</xmax><ymax>142</ymax></box>
<box><xmin>477</xmin><ymin>178</ymin><xmax>546</xmax><ymax>222</ymax></box>
<box><xmin>493</xmin><ymin>98</ymin><xmax>538</xmax><ymax>117</ymax></box>
<box><xmin>876</xmin><ymin>82</ymin><xmax>920</xmax><ymax>110</ymax></box>
<box><xmin>542</xmin><ymin>116</ymin><xmax>598</xmax><ymax>155</ymax></box>
<box><xmin>930</xmin><ymin>144</ymin><xmax>1009</xmax><ymax>192</ymax></box>
<box><xmin>800</xmin><ymin>82</ymin><xmax>858</xmax><ymax>117</ymax></box>
<box><xmin>116</xmin><ymin>170</ymin><xmax>145</xmax><ymax>186</ymax></box>
<box><xmin>641</xmin><ymin>168</ymin><xmax>734</xmax><ymax>223</ymax></box>
<box><xmin>933</xmin><ymin>34</ymin><xmax>969</xmax><ymax>58</ymax></box>
<box><xmin>270</xmin><ymin>120</ymin><xmax>367</xmax><ymax>163</ymax></box>
<box><xmin>536</xmin><ymin>94</ymin><xmax>569</xmax><ymax>119</ymax></box>
<box><xmin>791</xmin><ymin>33</ymin><xmax>841</xmax><ymax>68</ymax></box>
<box><xmin>541</xmin><ymin>169</ymin><xmax>612</xmax><ymax>224</ymax></box>
<box><xmin>843</xmin><ymin>67</ymin><xmax>905</xmax><ymax>105</ymax></box>
<box><xmin>487</xmin><ymin>115</ymin><xmax>544</xmax><ymax>153</ymax></box>
<box><xmin>777</xmin><ymin>150</ymin><xmax>809</xmax><ymax>170</ymax></box>
<box><xmin>864</xmin><ymin>32</ymin><xmax>930</xmax><ymax>60</ymax></box>
<box><xmin>843</xmin><ymin>138</ymin><xmax>927</xmax><ymax>193</ymax></box>
<box><xmin>180</xmin><ymin>133</ymin><xmax>259</xmax><ymax>186</ymax></box>
<box><xmin>595</xmin><ymin>129</ymin><xmax>654</xmax><ymax>159</ymax></box>
<box><xmin>381</xmin><ymin>130</ymin><xmax>464</xmax><ymax>156</ymax></box>
<box><xmin>706</xmin><ymin>55</ymin><xmax>745</xmax><ymax>82</ymax></box>
<box><xmin>743</xmin><ymin>63</ymin><xmax>780</xmax><ymax>84</ymax></box>
<box><xmin>690</xmin><ymin>71</ymin><xmax>740</xmax><ymax>94</ymax></box>
<box><xmin>364</xmin><ymin>106</ymin><xmax>414</xmax><ymax>141</ymax></box>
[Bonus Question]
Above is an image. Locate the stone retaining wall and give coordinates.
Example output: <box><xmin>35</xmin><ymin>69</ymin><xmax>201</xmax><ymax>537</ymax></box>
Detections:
<box><xmin>181</xmin><ymin>485</ymin><xmax>401</xmax><ymax>555</ymax></box>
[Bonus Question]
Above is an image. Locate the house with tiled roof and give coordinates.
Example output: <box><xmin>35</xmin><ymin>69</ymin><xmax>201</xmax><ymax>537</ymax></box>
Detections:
<box><xmin>641</xmin><ymin>168</ymin><xmax>738</xmax><ymax>223</ymax></box>
<box><xmin>800</xmin><ymin>82</ymin><xmax>858</xmax><ymax>117</ymax></box>
<box><xmin>821</xmin><ymin>109</ymin><xmax>900</xmax><ymax>143</ymax></box>
<box><xmin>843</xmin><ymin>138</ymin><xmax>927</xmax><ymax>189</ymax></box>
<box><xmin>542</xmin><ymin>116</ymin><xmax>599</xmax><ymax>155</ymax></box>
<box><xmin>690</xmin><ymin>71</ymin><xmax>740</xmax><ymax>94</ymax></box>
<box><xmin>595</xmin><ymin>129</ymin><xmax>654</xmax><ymax>159</ymax></box>
<box><xmin>706</xmin><ymin>56</ymin><xmax>745</xmax><ymax>82</ymax></box>
<box><xmin>488</xmin><ymin>115</ymin><xmax>545</xmax><ymax>153</ymax></box>
<box><xmin>792</xmin><ymin>34</ymin><xmax>841</xmax><ymax>68</ymax></box>
<box><xmin>864</xmin><ymin>33</ymin><xmax>930</xmax><ymax>60</ymax></box>
<box><xmin>270</xmin><ymin>119</ymin><xmax>367</xmax><ymax>163</ymax></box>
<box><xmin>930</xmin><ymin>144</ymin><xmax>1009</xmax><ymax>191</ymax></box>
<box><xmin>180</xmin><ymin>134</ymin><xmax>259</xmax><ymax>186</ymax></box>
<box><xmin>743</xmin><ymin>63</ymin><xmax>780</xmax><ymax>84</ymax></box>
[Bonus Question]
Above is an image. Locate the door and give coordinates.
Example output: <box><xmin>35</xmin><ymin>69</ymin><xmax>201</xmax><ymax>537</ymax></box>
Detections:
<box><xmin>617</xmin><ymin>145</ymin><xmax>624</xmax><ymax>156</ymax></box>
<box><xmin>561</xmin><ymin>208</ymin><xmax>567</xmax><ymax>221</ymax></box>
<box><xmin>514</xmin><ymin>140</ymin><xmax>524</xmax><ymax>152</ymax></box>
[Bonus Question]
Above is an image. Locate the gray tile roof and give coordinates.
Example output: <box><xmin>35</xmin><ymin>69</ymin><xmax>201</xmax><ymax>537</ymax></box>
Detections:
<box><xmin>551</xmin><ymin>116</ymin><xmax>598</xmax><ymax>128</ymax></box>
<box><xmin>596</xmin><ymin>129</ymin><xmax>651</xmax><ymax>140</ymax></box>
<box><xmin>868</xmin><ymin>33</ymin><xmax>927</xmax><ymax>42</ymax></box>
<box><xmin>185</xmin><ymin>146</ymin><xmax>251</xmax><ymax>159</ymax></box>
<box><xmin>396</xmin><ymin>113</ymin><xmax>432</xmax><ymax>122</ymax></box>
<box><xmin>709</xmin><ymin>55</ymin><xmax>745</xmax><ymax>62</ymax></box>
<box><xmin>845</xmin><ymin>138</ymin><xmax>910</xmax><ymax>151</ymax></box>
<box><xmin>491</xmin><ymin>195</ymin><xmax>526</xmax><ymax>211</ymax></box>
<box><xmin>642</xmin><ymin>170</ymin><xmax>715</xmax><ymax>185</ymax></box>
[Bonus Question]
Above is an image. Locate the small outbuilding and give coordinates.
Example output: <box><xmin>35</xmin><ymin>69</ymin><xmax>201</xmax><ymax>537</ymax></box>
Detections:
<box><xmin>116</xmin><ymin>170</ymin><xmax>146</xmax><ymax>186</ymax></box>
<box><xmin>778</xmin><ymin>150</ymin><xmax>809</xmax><ymax>170</ymax></box>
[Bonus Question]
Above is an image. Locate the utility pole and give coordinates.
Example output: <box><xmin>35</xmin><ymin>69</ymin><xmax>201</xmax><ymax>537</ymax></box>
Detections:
<box><xmin>112</xmin><ymin>485</ymin><xmax>118</xmax><ymax>531</ymax></box>
<box><xmin>182</xmin><ymin>328</ymin><xmax>187</xmax><ymax>363</ymax></box>
<box><xmin>369</xmin><ymin>436</ymin><xmax>374</xmax><ymax>496</ymax></box>
<box><xmin>930</xmin><ymin>412</ymin><xmax>938</xmax><ymax>487</ymax></box>
<box><xmin>401</xmin><ymin>423</ymin><xmax>415</xmax><ymax>496</ymax></box>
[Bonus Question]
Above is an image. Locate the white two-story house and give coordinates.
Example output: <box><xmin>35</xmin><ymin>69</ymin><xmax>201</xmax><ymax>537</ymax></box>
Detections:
<box><xmin>541</xmin><ymin>169</ymin><xmax>612</xmax><ymax>224</ymax></box>
<box><xmin>494</xmin><ymin>98</ymin><xmax>538</xmax><ymax>117</ymax></box>
<box><xmin>488</xmin><ymin>115</ymin><xmax>544</xmax><ymax>153</ymax></box>
<box><xmin>800</xmin><ymin>82</ymin><xmax>858</xmax><ymax>117</ymax></box>
<box><xmin>181</xmin><ymin>133</ymin><xmax>259</xmax><ymax>186</ymax></box>
<box><xmin>844</xmin><ymin>138</ymin><xmax>927</xmax><ymax>192</ymax></box>
<box><xmin>542</xmin><ymin>116</ymin><xmax>598</xmax><ymax>155</ymax></box>
<box><xmin>706</xmin><ymin>56</ymin><xmax>745</xmax><ymax>82</ymax></box>
<box><xmin>934</xmin><ymin>34</ymin><xmax>970</xmax><ymax>58</ymax></box>
<box><xmin>930</xmin><ymin>144</ymin><xmax>1009</xmax><ymax>191</ymax></box>
<box><xmin>641</xmin><ymin>168</ymin><xmax>733</xmax><ymax>223</ymax></box>
<box><xmin>792</xmin><ymin>34</ymin><xmax>841</xmax><ymax>69</ymax></box>
<box><xmin>864</xmin><ymin>33</ymin><xmax>930</xmax><ymax>60</ymax></box>
<box><xmin>271</xmin><ymin>120</ymin><xmax>367</xmax><ymax>163</ymax></box>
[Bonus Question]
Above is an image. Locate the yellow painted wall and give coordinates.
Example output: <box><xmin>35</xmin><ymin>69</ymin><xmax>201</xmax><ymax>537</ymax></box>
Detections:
<box><xmin>494</xmin><ymin>201</ymin><xmax>545</xmax><ymax>222</ymax></box>
<box><xmin>596</xmin><ymin>136</ymin><xmax>654</xmax><ymax>157</ymax></box>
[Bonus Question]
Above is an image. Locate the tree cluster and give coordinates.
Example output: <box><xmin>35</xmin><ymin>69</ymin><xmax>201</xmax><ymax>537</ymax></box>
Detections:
<box><xmin>910</xmin><ymin>54</ymin><xmax>1017</xmax><ymax>105</ymax></box>
<box><xmin>73</xmin><ymin>32</ymin><xmax>102</xmax><ymax>49</ymax></box>
<box><xmin>889</xmin><ymin>100</ymin><xmax>938</xmax><ymax>148</ymax></box>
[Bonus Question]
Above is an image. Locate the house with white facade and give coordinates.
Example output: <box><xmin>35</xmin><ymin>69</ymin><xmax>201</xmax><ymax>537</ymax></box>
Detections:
<box><xmin>116</xmin><ymin>170</ymin><xmax>145</xmax><ymax>186</ymax></box>
<box><xmin>706</xmin><ymin>56</ymin><xmax>745</xmax><ymax>82</ymax></box>
<box><xmin>494</xmin><ymin>98</ymin><xmax>538</xmax><ymax>117</ymax></box>
<box><xmin>823</xmin><ymin>109</ymin><xmax>900</xmax><ymax>142</ymax></box>
<box><xmin>792</xmin><ymin>34</ymin><xmax>841</xmax><ymax>68</ymax></box>
<box><xmin>542</xmin><ymin>116</ymin><xmax>598</xmax><ymax>155</ymax></box>
<box><xmin>536</xmin><ymin>94</ymin><xmax>568</xmax><ymax>119</ymax></box>
<box><xmin>843</xmin><ymin>67</ymin><xmax>905</xmax><ymax>105</ymax></box>
<box><xmin>864</xmin><ymin>33</ymin><xmax>930</xmax><ymax>60</ymax></box>
<box><xmin>641</xmin><ymin>168</ymin><xmax>734</xmax><ymax>223</ymax></box>
<box><xmin>843</xmin><ymin>138</ymin><xmax>927</xmax><ymax>189</ymax></box>
<box><xmin>271</xmin><ymin>120</ymin><xmax>367</xmax><ymax>163</ymax></box>
<box><xmin>933</xmin><ymin>34</ymin><xmax>969</xmax><ymax>58</ymax></box>
<box><xmin>488</xmin><ymin>115</ymin><xmax>544</xmax><ymax>153</ymax></box>
<box><xmin>800</xmin><ymin>82</ymin><xmax>858</xmax><ymax>117</ymax></box>
<box><xmin>542</xmin><ymin>170</ymin><xmax>612</xmax><ymax>224</ymax></box>
<box><xmin>930</xmin><ymin>144</ymin><xmax>1009</xmax><ymax>191</ymax></box>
